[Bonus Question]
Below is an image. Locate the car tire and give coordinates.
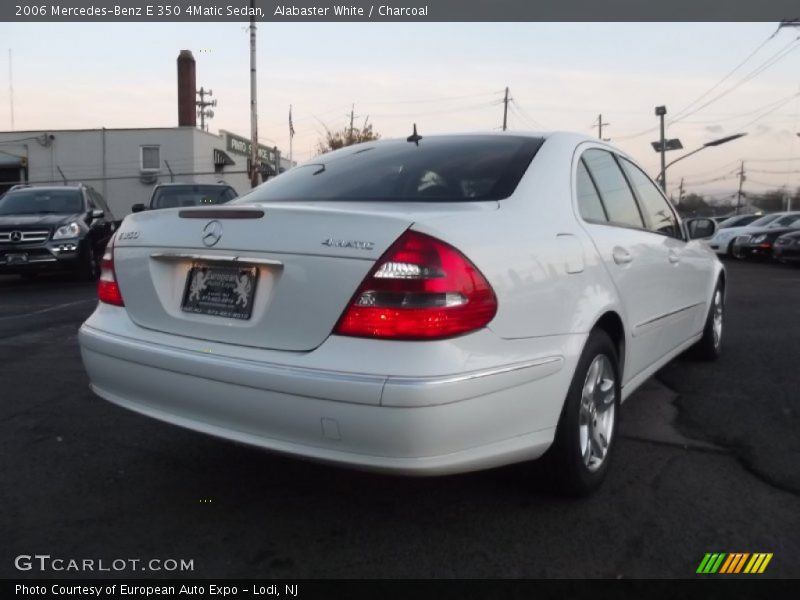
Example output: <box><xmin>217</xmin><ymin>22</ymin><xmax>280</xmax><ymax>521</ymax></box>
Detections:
<box><xmin>544</xmin><ymin>329</ymin><xmax>620</xmax><ymax>496</ymax></box>
<box><xmin>77</xmin><ymin>243</ymin><xmax>99</xmax><ymax>281</ymax></box>
<box><xmin>691</xmin><ymin>281</ymin><xmax>724</xmax><ymax>361</ymax></box>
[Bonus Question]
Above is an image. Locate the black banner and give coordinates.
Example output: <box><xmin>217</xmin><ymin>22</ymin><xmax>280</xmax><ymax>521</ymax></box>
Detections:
<box><xmin>4</xmin><ymin>579</ymin><xmax>800</xmax><ymax>600</ymax></box>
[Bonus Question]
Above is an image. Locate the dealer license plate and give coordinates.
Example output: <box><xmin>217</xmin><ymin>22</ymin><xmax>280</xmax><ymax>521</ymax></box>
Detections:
<box><xmin>181</xmin><ymin>264</ymin><xmax>259</xmax><ymax>320</ymax></box>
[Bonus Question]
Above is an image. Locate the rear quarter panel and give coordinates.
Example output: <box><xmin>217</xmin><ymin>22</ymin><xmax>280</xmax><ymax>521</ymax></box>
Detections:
<box><xmin>413</xmin><ymin>134</ymin><xmax>621</xmax><ymax>341</ymax></box>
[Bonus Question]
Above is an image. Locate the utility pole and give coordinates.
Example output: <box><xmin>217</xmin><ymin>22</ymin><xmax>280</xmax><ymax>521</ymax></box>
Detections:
<box><xmin>249</xmin><ymin>1</ymin><xmax>259</xmax><ymax>188</ymax></box>
<box><xmin>196</xmin><ymin>87</ymin><xmax>216</xmax><ymax>131</ymax></box>
<box><xmin>677</xmin><ymin>177</ymin><xmax>685</xmax><ymax>206</ymax></box>
<box><xmin>594</xmin><ymin>114</ymin><xmax>609</xmax><ymax>140</ymax></box>
<box><xmin>655</xmin><ymin>105</ymin><xmax>667</xmax><ymax>191</ymax></box>
<box><xmin>502</xmin><ymin>87</ymin><xmax>509</xmax><ymax>131</ymax></box>
<box><xmin>735</xmin><ymin>161</ymin><xmax>745</xmax><ymax>215</ymax></box>
<box><xmin>348</xmin><ymin>104</ymin><xmax>356</xmax><ymax>146</ymax></box>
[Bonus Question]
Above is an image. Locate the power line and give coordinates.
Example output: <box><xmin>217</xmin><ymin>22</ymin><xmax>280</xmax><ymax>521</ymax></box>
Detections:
<box><xmin>509</xmin><ymin>99</ymin><xmax>546</xmax><ymax>129</ymax></box>
<box><xmin>675</xmin><ymin>91</ymin><xmax>800</xmax><ymax>124</ymax></box>
<box><xmin>359</xmin><ymin>90</ymin><xmax>503</xmax><ymax>106</ymax></box>
<box><xmin>614</xmin><ymin>34</ymin><xmax>800</xmax><ymax>140</ymax></box>
<box><xmin>668</xmin><ymin>32</ymin><xmax>776</xmax><ymax>123</ymax></box>
<box><xmin>736</xmin><ymin>92</ymin><xmax>800</xmax><ymax>130</ymax></box>
<box><xmin>669</xmin><ymin>36</ymin><xmax>800</xmax><ymax>127</ymax></box>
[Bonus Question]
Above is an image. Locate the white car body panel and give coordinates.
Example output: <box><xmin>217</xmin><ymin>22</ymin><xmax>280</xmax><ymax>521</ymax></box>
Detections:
<box><xmin>79</xmin><ymin>131</ymin><xmax>723</xmax><ymax>475</ymax></box>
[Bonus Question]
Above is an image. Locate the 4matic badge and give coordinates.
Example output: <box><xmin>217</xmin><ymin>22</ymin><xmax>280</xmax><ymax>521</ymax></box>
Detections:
<box><xmin>322</xmin><ymin>238</ymin><xmax>375</xmax><ymax>251</ymax></box>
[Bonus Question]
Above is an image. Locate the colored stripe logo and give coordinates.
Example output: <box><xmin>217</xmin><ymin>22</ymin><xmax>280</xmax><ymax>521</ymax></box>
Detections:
<box><xmin>697</xmin><ymin>553</ymin><xmax>773</xmax><ymax>574</ymax></box>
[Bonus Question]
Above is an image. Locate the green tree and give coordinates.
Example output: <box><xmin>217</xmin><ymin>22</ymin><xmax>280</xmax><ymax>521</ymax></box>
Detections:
<box><xmin>316</xmin><ymin>119</ymin><xmax>380</xmax><ymax>154</ymax></box>
<box><xmin>676</xmin><ymin>193</ymin><xmax>710</xmax><ymax>217</ymax></box>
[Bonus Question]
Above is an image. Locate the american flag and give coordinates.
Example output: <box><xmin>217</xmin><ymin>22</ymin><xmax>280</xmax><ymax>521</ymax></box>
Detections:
<box><xmin>289</xmin><ymin>105</ymin><xmax>295</xmax><ymax>138</ymax></box>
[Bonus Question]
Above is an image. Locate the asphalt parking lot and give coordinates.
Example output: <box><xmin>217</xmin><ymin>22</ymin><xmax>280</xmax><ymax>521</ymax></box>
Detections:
<box><xmin>2</xmin><ymin>260</ymin><xmax>799</xmax><ymax>579</ymax></box>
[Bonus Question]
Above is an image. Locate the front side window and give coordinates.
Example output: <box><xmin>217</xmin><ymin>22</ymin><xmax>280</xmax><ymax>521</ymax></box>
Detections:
<box><xmin>581</xmin><ymin>149</ymin><xmax>644</xmax><ymax>229</ymax></box>
<box><xmin>236</xmin><ymin>136</ymin><xmax>544</xmax><ymax>203</ymax></box>
<box><xmin>620</xmin><ymin>158</ymin><xmax>681</xmax><ymax>238</ymax></box>
<box><xmin>141</xmin><ymin>145</ymin><xmax>160</xmax><ymax>170</ymax></box>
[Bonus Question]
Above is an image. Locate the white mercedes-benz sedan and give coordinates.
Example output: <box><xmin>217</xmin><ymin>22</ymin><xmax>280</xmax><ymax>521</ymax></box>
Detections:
<box><xmin>79</xmin><ymin>132</ymin><xmax>724</xmax><ymax>495</ymax></box>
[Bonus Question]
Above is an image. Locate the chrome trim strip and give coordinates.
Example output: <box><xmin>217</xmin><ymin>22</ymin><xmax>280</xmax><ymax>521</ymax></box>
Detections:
<box><xmin>635</xmin><ymin>302</ymin><xmax>704</xmax><ymax>331</ymax></box>
<box><xmin>0</xmin><ymin>230</ymin><xmax>49</xmax><ymax>243</ymax></box>
<box><xmin>150</xmin><ymin>252</ymin><xmax>283</xmax><ymax>267</ymax></box>
<box><xmin>386</xmin><ymin>357</ymin><xmax>563</xmax><ymax>386</ymax></box>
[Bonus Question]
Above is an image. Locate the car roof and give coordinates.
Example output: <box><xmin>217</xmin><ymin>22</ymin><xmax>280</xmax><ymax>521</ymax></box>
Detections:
<box><xmin>154</xmin><ymin>182</ymin><xmax>232</xmax><ymax>188</ymax></box>
<box><xmin>8</xmin><ymin>185</ymin><xmax>86</xmax><ymax>191</ymax></box>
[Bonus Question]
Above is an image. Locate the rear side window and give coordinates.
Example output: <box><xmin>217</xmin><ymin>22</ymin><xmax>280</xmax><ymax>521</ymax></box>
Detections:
<box><xmin>576</xmin><ymin>160</ymin><xmax>608</xmax><ymax>222</ymax></box>
<box><xmin>619</xmin><ymin>158</ymin><xmax>681</xmax><ymax>238</ymax></box>
<box><xmin>582</xmin><ymin>149</ymin><xmax>644</xmax><ymax>229</ymax></box>
<box><xmin>237</xmin><ymin>135</ymin><xmax>545</xmax><ymax>203</ymax></box>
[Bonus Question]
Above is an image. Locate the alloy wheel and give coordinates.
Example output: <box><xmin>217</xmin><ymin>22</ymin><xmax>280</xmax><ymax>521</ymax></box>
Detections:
<box><xmin>578</xmin><ymin>354</ymin><xmax>616</xmax><ymax>472</ymax></box>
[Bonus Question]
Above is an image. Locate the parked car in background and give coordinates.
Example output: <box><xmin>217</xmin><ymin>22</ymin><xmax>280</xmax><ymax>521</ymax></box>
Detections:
<box><xmin>773</xmin><ymin>229</ymin><xmax>800</xmax><ymax>265</ymax></box>
<box><xmin>0</xmin><ymin>184</ymin><xmax>116</xmax><ymax>280</ymax></box>
<box><xmin>716</xmin><ymin>214</ymin><xmax>761</xmax><ymax>229</ymax></box>
<box><xmin>132</xmin><ymin>183</ymin><xmax>238</xmax><ymax>213</ymax></box>
<box><xmin>730</xmin><ymin>216</ymin><xmax>800</xmax><ymax>260</ymax></box>
<box><xmin>708</xmin><ymin>212</ymin><xmax>800</xmax><ymax>256</ymax></box>
<box><xmin>79</xmin><ymin>132</ymin><xmax>724</xmax><ymax>496</ymax></box>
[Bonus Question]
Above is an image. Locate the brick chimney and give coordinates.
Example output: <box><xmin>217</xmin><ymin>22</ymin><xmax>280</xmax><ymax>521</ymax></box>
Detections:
<box><xmin>177</xmin><ymin>50</ymin><xmax>196</xmax><ymax>127</ymax></box>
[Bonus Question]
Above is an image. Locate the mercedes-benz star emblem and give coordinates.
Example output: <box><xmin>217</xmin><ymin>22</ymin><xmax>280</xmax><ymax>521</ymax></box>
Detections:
<box><xmin>201</xmin><ymin>220</ymin><xmax>223</xmax><ymax>247</ymax></box>
<box><xmin>10</xmin><ymin>231</ymin><xmax>22</xmax><ymax>243</ymax></box>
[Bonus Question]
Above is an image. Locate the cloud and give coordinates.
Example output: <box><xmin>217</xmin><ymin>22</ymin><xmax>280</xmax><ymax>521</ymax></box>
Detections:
<box><xmin>705</xmin><ymin>125</ymin><xmax>724</xmax><ymax>134</ymax></box>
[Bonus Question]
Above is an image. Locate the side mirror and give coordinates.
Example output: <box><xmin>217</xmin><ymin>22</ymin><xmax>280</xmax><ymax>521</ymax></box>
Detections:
<box><xmin>91</xmin><ymin>209</ymin><xmax>104</xmax><ymax>219</ymax></box>
<box><xmin>685</xmin><ymin>217</ymin><xmax>717</xmax><ymax>240</ymax></box>
<box><xmin>131</xmin><ymin>203</ymin><xmax>146</xmax><ymax>213</ymax></box>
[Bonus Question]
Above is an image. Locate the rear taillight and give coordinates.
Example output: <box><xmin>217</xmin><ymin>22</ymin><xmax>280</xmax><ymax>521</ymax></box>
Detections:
<box><xmin>97</xmin><ymin>234</ymin><xmax>124</xmax><ymax>306</ymax></box>
<box><xmin>334</xmin><ymin>230</ymin><xmax>497</xmax><ymax>340</ymax></box>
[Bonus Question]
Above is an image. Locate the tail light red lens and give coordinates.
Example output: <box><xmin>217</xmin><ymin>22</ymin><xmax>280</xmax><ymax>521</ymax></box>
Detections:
<box><xmin>97</xmin><ymin>235</ymin><xmax>124</xmax><ymax>306</ymax></box>
<box><xmin>334</xmin><ymin>230</ymin><xmax>497</xmax><ymax>340</ymax></box>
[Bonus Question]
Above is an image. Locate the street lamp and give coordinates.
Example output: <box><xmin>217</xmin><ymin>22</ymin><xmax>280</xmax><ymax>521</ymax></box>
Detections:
<box><xmin>655</xmin><ymin>133</ymin><xmax>748</xmax><ymax>186</ymax></box>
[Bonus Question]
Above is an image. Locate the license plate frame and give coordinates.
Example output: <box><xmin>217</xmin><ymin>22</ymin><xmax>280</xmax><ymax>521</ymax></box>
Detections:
<box><xmin>5</xmin><ymin>253</ymin><xmax>29</xmax><ymax>265</ymax></box>
<box><xmin>181</xmin><ymin>263</ymin><xmax>259</xmax><ymax>320</ymax></box>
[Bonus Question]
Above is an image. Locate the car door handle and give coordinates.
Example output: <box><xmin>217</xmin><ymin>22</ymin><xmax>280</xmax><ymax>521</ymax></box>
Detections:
<box><xmin>668</xmin><ymin>251</ymin><xmax>681</xmax><ymax>264</ymax></box>
<box><xmin>612</xmin><ymin>247</ymin><xmax>633</xmax><ymax>265</ymax></box>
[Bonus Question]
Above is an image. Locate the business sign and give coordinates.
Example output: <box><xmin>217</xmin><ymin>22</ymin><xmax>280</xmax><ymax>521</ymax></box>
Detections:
<box><xmin>223</xmin><ymin>132</ymin><xmax>276</xmax><ymax>164</ymax></box>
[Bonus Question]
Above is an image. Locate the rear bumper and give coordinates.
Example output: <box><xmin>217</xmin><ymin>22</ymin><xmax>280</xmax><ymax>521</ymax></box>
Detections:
<box><xmin>78</xmin><ymin>314</ymin><xmax>580</xmax><ymax>475</ymax></box>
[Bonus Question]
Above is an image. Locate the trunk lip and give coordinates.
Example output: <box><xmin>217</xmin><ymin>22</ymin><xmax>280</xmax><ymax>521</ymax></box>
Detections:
<box><xmin>150</xmin><ymin>252</ymin><xmax>283</xmax><ymax>267</ymax></box>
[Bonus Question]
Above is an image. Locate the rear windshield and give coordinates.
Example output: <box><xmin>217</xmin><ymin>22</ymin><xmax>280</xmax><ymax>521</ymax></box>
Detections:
<box><xmin>151</xmin><ymin>185</ymin><xmax>235</xmax><ymax>209</ymax></box>
<box><xmin>237</xmin><ymin>135</ymin><xmax>544</xmax><ymax>203</ymax></box>
<box><xmin>0</xmin><ymin>189</ymin><xmax>83</xmax><ymax>215</ymax></box>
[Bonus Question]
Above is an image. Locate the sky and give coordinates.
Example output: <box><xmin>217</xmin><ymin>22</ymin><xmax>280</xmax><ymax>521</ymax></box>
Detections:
<box><xmin>1</xmin><ymin>21</ymin><xmax>799</xmax><ymax>203</ymax></box>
